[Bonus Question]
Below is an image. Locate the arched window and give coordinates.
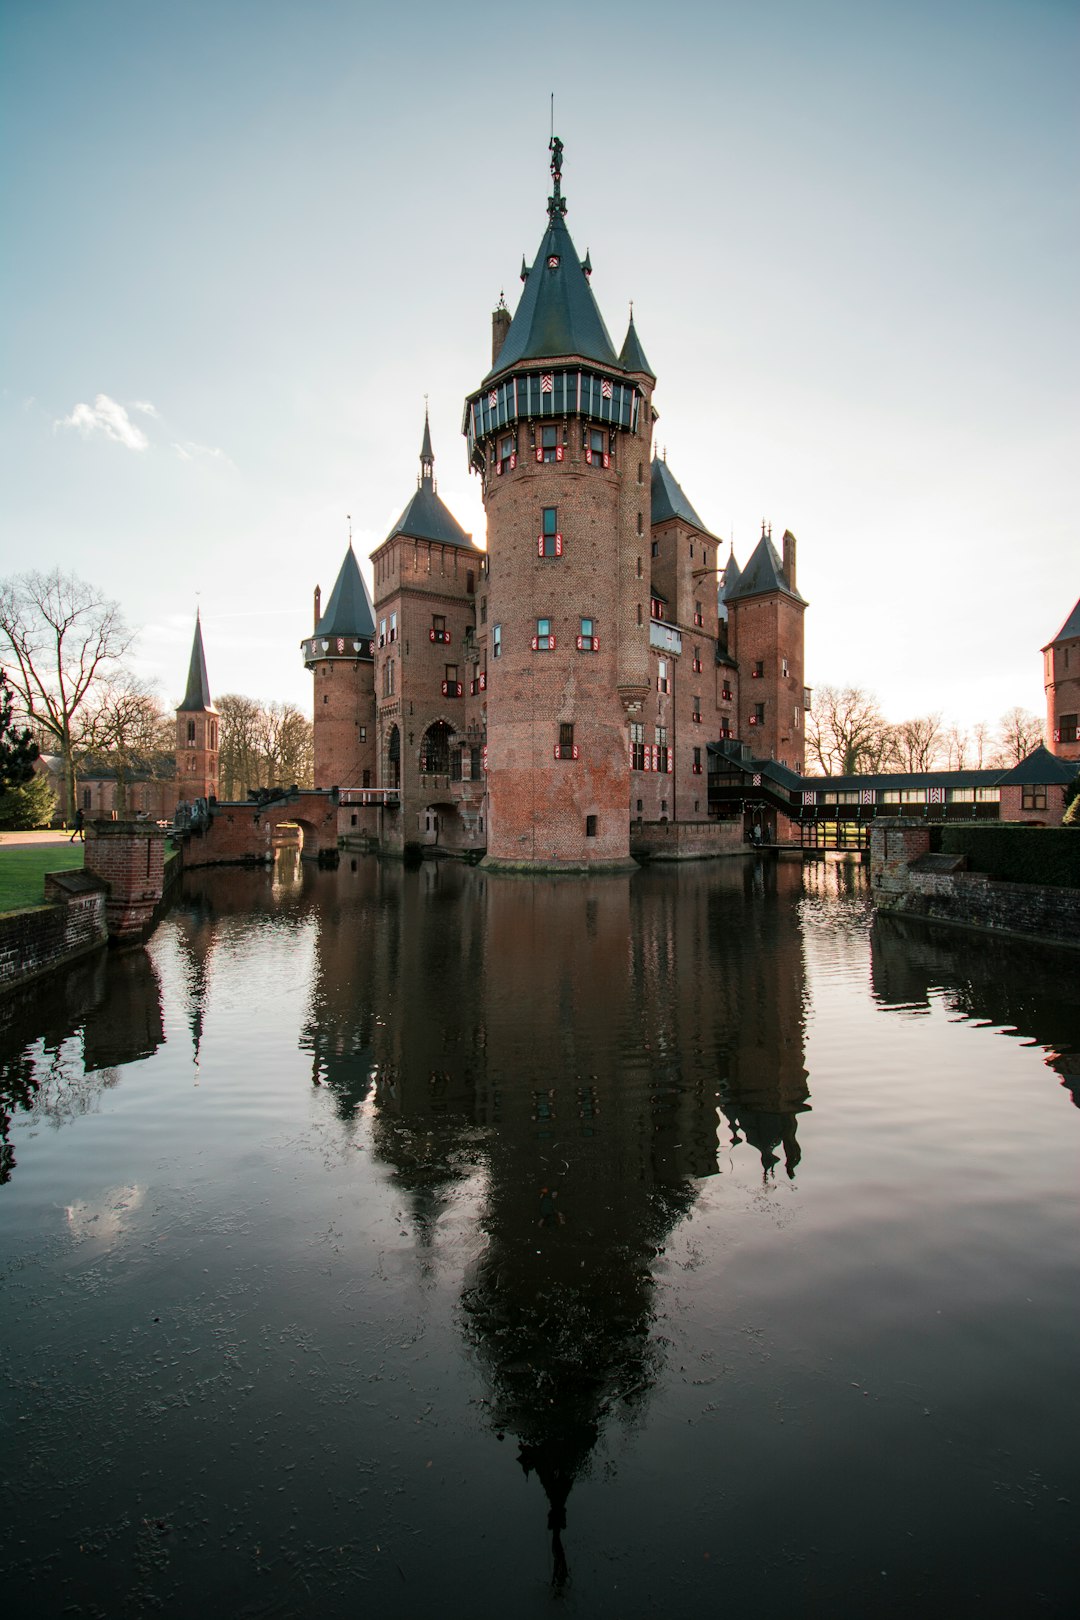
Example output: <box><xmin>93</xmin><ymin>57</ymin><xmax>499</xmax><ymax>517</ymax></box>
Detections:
<box><xmin>419</xmin><ymin>721</ymin><xmax>452</xmax><ymax>775</ymax></box>
<box><xmin>386</xmin><ymin>724</ymin><xmax>401</xmax><ymax>789</ymax></box>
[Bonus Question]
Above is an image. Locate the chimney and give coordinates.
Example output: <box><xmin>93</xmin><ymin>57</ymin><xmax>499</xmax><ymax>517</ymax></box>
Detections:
<box><xmin>492</xmin><ymin>304</ymin><xmax>512</xmax><ymax>368</ymax></box>
<box><xmin>782</xmin><ymin>530</ymin><xmax>797</xmax><ymax>591</ymax></box>
<box><xmin>313</xmin><ymin>586</ymin><xmax>321</xmax><ymax>631</ymax></box>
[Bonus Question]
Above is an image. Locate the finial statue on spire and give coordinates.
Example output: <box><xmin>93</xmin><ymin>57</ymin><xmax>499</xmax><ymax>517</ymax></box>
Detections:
<box><xmin>547</xmin><ymin>133</ymin><xmax>567</xmax><ymax>220</ymax></box>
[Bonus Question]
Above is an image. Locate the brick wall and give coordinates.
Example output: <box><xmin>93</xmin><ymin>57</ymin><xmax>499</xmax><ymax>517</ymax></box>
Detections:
<box><xmin>726</xmin><ymin>589</ymin><xmax>806</xmax><ymax>772</ymax></box>
<box><xmin>1045</xmin><ymin>629</ymin><xmax>1080</xmax><ymax>762</ymax></box>
<box><xmin>630</xmin><ymin>819</ymin><xmax>745</xmax><ymax>861</ymax></box>
<box><xmin>870</xmin><ymin>818</ymin><xmax>1080</xmax><ymax>947</ymax></box>
<box><xmin>84</xmin><ymin>820</ymin><xmax>168</xmax><ymax>941</ymax></box>
<box><xmin>182</xmin><ymin>793</ymin><xmax>340</xmax><ymax>867</ymax></box>
<box><xmin>0</xmin><ymin>880</ymin><xmax>107</xmax><ymax>991</ymax></box>
<box><xmin>311</xmin><ymin>655</ymin><xmax>377</xmax><ymax>790</ymax></box>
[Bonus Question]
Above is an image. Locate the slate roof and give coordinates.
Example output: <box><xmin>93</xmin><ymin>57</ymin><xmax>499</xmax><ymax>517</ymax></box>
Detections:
<box><xmin>1045</xmin><ymin>597</ymin><xmax>1080</xmax><ymax>646</ymax></box>
<box><xmin>996</xmin><ymin>745</ymin><xmax>1077</xmax><ymax>786</ymax></box>
<box><xmin>180</xmin><ymin>614</ymin><xmax>215</xmax><ymax>713</ymax></box>
<box><xmin>651</xmin><ymin>457</ymin><xmax>710</xmax><ymax>533</ymax></box>
<box><xmin>383</xmin><ymin>419</ymin><xmax>479</xmax><ymax>551</ymax></box>
<box><xmin>724</xmin><ymin>531</ymin><xmax>807</xmax><ymax>606</ymax></box>
<box><xmin>485</xmin><ymin>208</ymin><xmax>619</xmax><ymax>379</ymax></box>
<box><xmin>719</xmin><ymin>547</ymin><xmax>742</xmax><ymax>606</ymax></box>
<box><xmin>315</xmin><ymin>546</ymin><xmax>376</xmax><ymax>640</ymax></box>
<box><xmin>619</xmin><ymin>313</ymin><xmax>655</xmax><ymax>379</ymax></box>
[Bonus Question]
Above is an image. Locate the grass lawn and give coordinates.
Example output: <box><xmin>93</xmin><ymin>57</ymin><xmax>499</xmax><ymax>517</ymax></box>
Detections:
<box><xmin>0</xmin><ymin>844</ymin><xmax>84</xmax><ymax>913</ymax></box>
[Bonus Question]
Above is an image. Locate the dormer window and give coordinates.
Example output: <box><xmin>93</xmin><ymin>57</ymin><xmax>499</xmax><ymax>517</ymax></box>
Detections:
<box><xmin>547</xmin><ymin>255</ymin><xmax>560</xmax><ymax>269</ymax></box>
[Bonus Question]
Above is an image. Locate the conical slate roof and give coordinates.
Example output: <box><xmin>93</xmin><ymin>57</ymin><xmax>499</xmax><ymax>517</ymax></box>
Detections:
<box><xmin>179</xmin><ymin>613</ymin><xmax>215</xmax><ymax>713</ymax></box>
<box><xmin>725</xmin><ymin>530</ymin><xmax>807</xmax><ymax>606</ymax></box>
<box><xmin>315</xmin><ymin>546</ymin><xmax>376</xmax><ymax>639</ymax></box>
<box><xmin>486</xmin><ymin>209</ymin><xmax>619</xmax><ymax>379</ymax></box>
<box><xmin>651</xmin><ymin>456</ymin><xmax>710</xmax><ymax>533</ymax></box>
<box><xmin>1045</xmin><ymin>597</ymin><xmax>1080</xmax><ymax>647</ymax></box>
<box><xmin>385</xmin><ymin>417</ymin><xmax>478</xmax><ymax>550</ymax></box>
<box><xmin>719</xmin><ymin>546</ymin><xmax>742</xmax><ymax>601</ymax></box>
<box><xmin>619</xmin><ymin>313</ymin><xmax>654</xmax><ymax>379</ymax></box>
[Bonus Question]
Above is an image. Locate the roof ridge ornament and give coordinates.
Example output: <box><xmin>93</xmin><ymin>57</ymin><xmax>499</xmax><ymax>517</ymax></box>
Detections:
<box><xmin>547</xmin><ymin>134</ymin><xmax>567</xmax><ymax>221</ymax></box>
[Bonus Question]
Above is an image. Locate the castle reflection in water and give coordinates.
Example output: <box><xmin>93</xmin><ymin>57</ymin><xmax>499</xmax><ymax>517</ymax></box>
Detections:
<box><xmin>2</xmin><ymin>850</ymin><xmax>1076</xmax><ymax>1588</ymax></box>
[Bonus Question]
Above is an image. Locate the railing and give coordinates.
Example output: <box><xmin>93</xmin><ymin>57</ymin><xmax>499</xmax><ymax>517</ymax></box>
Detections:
<box><xmin>337</xmin><ymin>788</ymin><xmax>401</xmax><ymax>806</ymax></box>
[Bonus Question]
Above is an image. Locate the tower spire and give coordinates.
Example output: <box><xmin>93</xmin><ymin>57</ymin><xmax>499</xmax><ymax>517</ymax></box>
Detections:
<box><xmin>547</xmin><ymin>134</ymin><xmax>567</xmax><ymax>221</ymax></box>
<box><xmin>420</xmin><ymin>401</ymin><xmax>435</xmax><ymax>489</ymax></box>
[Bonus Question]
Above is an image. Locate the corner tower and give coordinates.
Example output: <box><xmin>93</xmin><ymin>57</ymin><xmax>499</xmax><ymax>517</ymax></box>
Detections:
<box><xmin>176</xmin><ymin>612</ymin><xmax>219</xmax><ymax>800</ymax></box>
<box><xmin>463</xmin><ymin>137</ymin><xmax>654</xmax><ymax>869</ymax></box>
<box><xmin>724</xmin><ymin>525</ymin><xmax>808</xmax><ymax>772</ymax></box>
<box><xmin>303</xmin><ymin>544</ymin><xmax>377</xmax><ymax>789</ymax></box>
<box><xmin>1043</xmin><ymin>597</ymin><xmax>1080</xmax><ymax>761</ymax></box>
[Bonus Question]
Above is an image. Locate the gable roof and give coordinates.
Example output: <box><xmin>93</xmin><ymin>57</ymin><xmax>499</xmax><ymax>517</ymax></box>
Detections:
<box><xmin>996</xmin><ymin>744</ymin><xmax>1077</xmax><ymax>786</ymax></box>
<box><xmin>315</xmin><ymin>546</ymin><xmax>376</xmax><ymax>640</ymax></box>
<box><xmin>1044</xmin><ymin>597</ymin><xmax>1080</xmax><ymax>647</ymax></box>
<box><xmin>486</xmin><ymin>207</ymin><xmax>619</xmax><ymax>379</ymax></box>
<box><xmin>724</xmin><ymin>530</ymin><xmax>807</xmax><ymax>606</ymax></box>
<box><xmin>179</xmin><ymin>613</ymin><xmax>215</xmax><ymax>713</ymax></box>
<box><xmin>651</xmin><ymin>457</ymin><xmax>710</xmax><ymax>533</ymax></box>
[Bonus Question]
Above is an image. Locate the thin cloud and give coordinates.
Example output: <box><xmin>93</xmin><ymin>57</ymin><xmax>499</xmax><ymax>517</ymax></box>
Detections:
<box><xmin>56</xmin><ymin>393</ymin><xmax>148</xmax><ymax>451</ymax></box>
<box><xmin>130</xmin><ymin>399</ymin><xmax>159</xmax><ymax>417</ymax></box>
<box><xmin>172</xmin><ymin>440</ymin><xmax>234</xmax><ymax>468</ymax></box>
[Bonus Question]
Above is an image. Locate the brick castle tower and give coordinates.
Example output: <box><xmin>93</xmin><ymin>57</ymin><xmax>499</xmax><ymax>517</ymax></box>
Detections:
<box><xmin>175</xmin><ymin>612</ymin><xmax>219</xmax><ymax>800</ymax></box>
<box><xmin>463</xmin><ymin>136</ymin><xmax>654</xmax><ymax>869</ymax></box>
<box><xmin>304</xmin><ymin>543</ymin><xmax>378</xmax><ymax>789</ymax></box>
<box><xmin>1043</xmin><ymin>597</ymin><xmax>1080</xmax><ymax>761</ymax></box>
<box><xmin>723</xmin><ymin>525</ymin><xmax>808</xmax><ymax>773</ymax></box>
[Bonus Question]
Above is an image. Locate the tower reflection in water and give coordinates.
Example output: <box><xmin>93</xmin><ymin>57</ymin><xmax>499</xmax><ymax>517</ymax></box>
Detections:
<box><xmin>299</xmin><ymin>854</ymin><xmax>810</xmax><ymax>1584</ymax></box>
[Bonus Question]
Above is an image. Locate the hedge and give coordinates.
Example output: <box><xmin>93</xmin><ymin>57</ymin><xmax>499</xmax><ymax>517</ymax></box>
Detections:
<box><xmin>940</xmin><ymin>824</ymin><xmax>1080</xmax><ymax>889</ymax></box>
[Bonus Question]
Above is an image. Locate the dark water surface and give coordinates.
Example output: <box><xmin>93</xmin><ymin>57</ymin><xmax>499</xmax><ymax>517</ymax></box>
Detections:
<box><xmin>1</xmin><ymin>853</ymin><xmax>1077</xmax><ymax>1618</ymax></box>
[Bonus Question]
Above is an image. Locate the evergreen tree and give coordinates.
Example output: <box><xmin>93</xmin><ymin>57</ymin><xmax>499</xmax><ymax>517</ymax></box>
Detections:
<box><xmin>0</xmin><ymin>669</ymin><xmax>38</xmax><ymax>790</ymax></box>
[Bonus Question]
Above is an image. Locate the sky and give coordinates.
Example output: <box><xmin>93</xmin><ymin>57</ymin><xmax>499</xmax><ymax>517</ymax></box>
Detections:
<box><xmin>2</xmin><ymin>0</ymin><xmax>1077</xmax><ymax>736</ymax></box>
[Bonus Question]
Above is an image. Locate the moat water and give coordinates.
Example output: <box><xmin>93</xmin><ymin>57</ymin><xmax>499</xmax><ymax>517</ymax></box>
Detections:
<box><xmin>1</xmin><ymin>853</ymin><xmax>1077</xmax><ymax>1618</ymax></box>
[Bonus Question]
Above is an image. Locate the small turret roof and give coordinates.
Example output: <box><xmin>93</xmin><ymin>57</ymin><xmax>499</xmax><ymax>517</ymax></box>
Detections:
<box><xmin>724</xmin><ymin>528</ymin><xmax>807</xmax><ymax>606</ymax></box>
<box><xmin>384</xmin><ymin>415</ymin><xmax>479</xmax><ymax>551</ymax></box>
<box><xmin>315</xmin><ymin>546</ymin><xmax>376</xmax><ymax>640</ymax></box>
<box><xmin>1045</xmin><ymin>596</ymin><xmax>1080</xmax><ymax>647</ymax></box>
<box><xmin>719</xmin><ymin>546</ymin><xmax>742</xmax><ymax>601</ymax></box>
<box><xmin>619</xmin><ymin>312</ymin><xmax>655</xmax><ymax>379</ymax></box>
<box><xmin>651</xmin><ymin>456</ymin><xmax>711</xmax><ymax>534</ymax></box>
<box><xmin>179</xmin><ymin>613</ymin><xmax>215</xmax><ymax>713</ymax></box>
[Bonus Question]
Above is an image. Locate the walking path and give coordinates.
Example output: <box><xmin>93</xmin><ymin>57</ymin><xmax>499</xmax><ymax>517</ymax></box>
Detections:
<box><xmin>0</xmin><ymin>829</ymin><xmax>80</xmax><ymax>848</ymax></box>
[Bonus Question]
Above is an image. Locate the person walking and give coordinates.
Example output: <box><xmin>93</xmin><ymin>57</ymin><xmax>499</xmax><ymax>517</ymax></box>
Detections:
<box><xmin>70</xmin><ymin>808</ymin><xmax>84</xmax><ymax>842</ymax></box>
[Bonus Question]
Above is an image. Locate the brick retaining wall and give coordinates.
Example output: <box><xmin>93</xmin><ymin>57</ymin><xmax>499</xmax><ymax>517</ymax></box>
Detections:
<box><xmin>631</xmin><ymin>819</ymin><xmax>746</xmax><ymax>861</ymax></box>
<box><xmin>0</xmin><ymin>873</ymin><xmax>108</xmax><ymax>992</ymax></box>
<box><xmin>870</xmin><ymin>818</ymin><xmax>1080</xmax><ymax>948</ymax></box>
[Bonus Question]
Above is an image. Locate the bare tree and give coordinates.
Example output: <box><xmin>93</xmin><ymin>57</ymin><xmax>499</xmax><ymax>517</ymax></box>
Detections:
<box><xmin>943</xmin><ymin>723</ymin><xmax>968</xmax><ymax>770</ymax></box>
<box><xmin>0</xmin><ymin>570</ymin><xmax>133</xmax><ymax>817</ymax></box>
<box><xmin>888</xmin><ymin>714</ymin><xmax>945</xmax><ymax>772</ymax></box>
<box><xmin>217</xmin><ymin>694</ymin><xmax>262</xmax><ymax>799</ymax></box>
<box><xmin>997</xmin><ymin>707</ymin><xmax>1044</xmax><ymax>766</ymax></box>
<box><xmin>217</xmin><ymin>696</ymin><xmax>313</xmax><ymax>796</ymax></box>
<box><xmin>805</xmin><ymin>685</ymin><xmax>889</xmax><ymax>775</ymax></box>
<box><xmin>80</xmin><ymin>675</ymin><xmax>172</xmax><ymax>813</ymax></box>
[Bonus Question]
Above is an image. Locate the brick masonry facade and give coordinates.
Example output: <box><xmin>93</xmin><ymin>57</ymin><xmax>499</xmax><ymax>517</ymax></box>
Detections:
<box><xmin>1043</xmin><ymin>611</ymin><xmax>1080</xmax><ymax>763</ymax></box>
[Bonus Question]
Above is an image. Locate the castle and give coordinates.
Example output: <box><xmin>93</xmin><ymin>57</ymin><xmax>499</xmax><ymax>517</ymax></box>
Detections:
<box><xmin>42</xmin><ymin>140</ymin><xmax>1079</xmax><ymax>844</ymax></box>
<box><xmin>299</xmin><ymin>137</ymin><xmax>808</xmax><ymax>868</ymax></box>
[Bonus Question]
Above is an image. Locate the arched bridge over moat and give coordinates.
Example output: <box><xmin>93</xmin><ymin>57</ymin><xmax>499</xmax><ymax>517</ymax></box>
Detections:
<box><xmin>178</xmin><ymin>787</ymin><xmax>399</xmax><ymax>868</ymax></box>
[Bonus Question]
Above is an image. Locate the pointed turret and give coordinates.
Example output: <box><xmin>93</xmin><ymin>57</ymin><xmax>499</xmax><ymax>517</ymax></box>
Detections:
<box><xmin>619</xmin><ymin>312</ymin><xmax>655</xmax><ymax>380</ymax></box>
<box><xmin>386</xmin><ymin>415</ymin><xmax>478</xmax><ymax>549</ymax></box>
<box><xmin>314</xmin><ymin>546</ymin><xmax>376</xmax><ymax>642</ymax></box>
<box><xmin>724</xmin><ymin>524</ymin><xmax>807</xmax><ymax>606</ymax></box>
<box><xmin>484</xmin><ymin>140</ymin><xmax>619</xmax><ymax>379</ymax></box>
<box><xmin>180</xmin><ymin>611</ymin><xmax>215</xmax><ymax>713</ymax></box>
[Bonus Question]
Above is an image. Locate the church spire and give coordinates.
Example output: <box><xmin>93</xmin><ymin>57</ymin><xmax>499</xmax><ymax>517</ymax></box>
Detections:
<box><xmin>180</xmin><ymin>610</ymin><xmax>214</xmax><ymax>713</ymax></box>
